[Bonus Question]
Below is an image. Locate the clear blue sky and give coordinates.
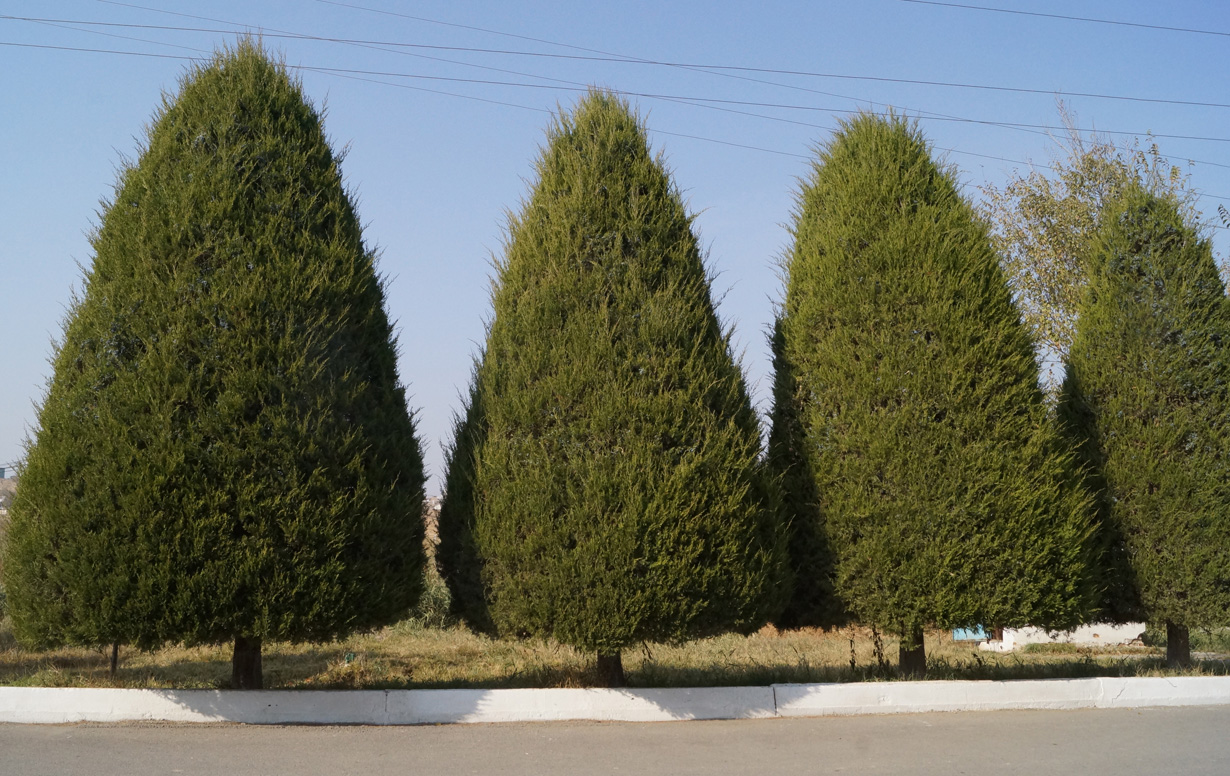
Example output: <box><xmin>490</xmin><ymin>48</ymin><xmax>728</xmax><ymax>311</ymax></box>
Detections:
<box><xmin>2</xmin><ymin>1</ymin><xmax>1227</xmax><ymax>493</ymax></box>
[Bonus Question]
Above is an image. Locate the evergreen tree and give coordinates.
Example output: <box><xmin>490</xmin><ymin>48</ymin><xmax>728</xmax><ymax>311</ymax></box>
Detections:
<box><xmin>437</xmin><ymin>91</ymin><xmax>786</xmax><ymax>686</ymax></box>
<box><xmin>1058</xmin><ymin>184</ymin><xmax>1230</xmax><ymax>667</ymax></box>
<box><xmin>773</xmin><ymin>113</ymin><xmax>1095</xmax><ymax>675</ymax></box>
<box><xmin>766</xmin><ymin>319</ymin><xmax>840</xmax><ymax>629</ymax></box>
<box><xmin>0</xmin><ymin>42</ymin><xmax>425</xmax><ymax>688</ymax></box>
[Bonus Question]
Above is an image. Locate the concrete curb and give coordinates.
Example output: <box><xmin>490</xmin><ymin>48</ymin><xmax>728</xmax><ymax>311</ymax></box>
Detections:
<box><xmin>773</xmin><ymin>676</ymin><xmax>1230</xmax><ymax>717</ymax></box>
<box><xmin>1</xmin><ymin>677</ymin><xmax>1228</xmax><ymax>725</ymax></box>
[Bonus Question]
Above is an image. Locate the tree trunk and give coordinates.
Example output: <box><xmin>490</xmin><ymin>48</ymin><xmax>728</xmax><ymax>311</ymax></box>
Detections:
<box><xmin>1166</xmin><ymin>621</ymin><xmax>1191</xmax><ymax>668</ymax></box>
<box><xmin>232</xmin><ymin>636</ymin><xmax>263</xmax><ymax>689</ymax></box>
<box><xmin>899</xmin><ymin>626</ymin><xmax>926</xmax><ymax>678</ymax></box>
<box><xmin>109</xmin><ymin>642</ymin><xmax>119</xmax><ymax>677</ymax></box>
<box><xmin>596</xmin><ymin>650</ymin><xmax>625</xmax><ymax>688</ymax></box>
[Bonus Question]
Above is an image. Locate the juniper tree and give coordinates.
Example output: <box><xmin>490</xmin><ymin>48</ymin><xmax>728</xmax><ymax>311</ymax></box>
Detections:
<box><xmin>1058</xmin><ymin>185</ymin><xmax>1230</xmax><ymax>667</ymax></box>
<box><xmin>437</xmin><ymin>91</ymin><xmax>786</xmax><ymax>686</ymax></box>
<box><xmin>0</xmin><ymin>42</ymin><xmax>425</xmax><ymax>688</ymax></box>
<box><xmin>766</xmin><ymin>319</ymin><xmax>840</xmax><ymax>630</ymax></box>
<box><xmin>772</xmin><ymin>113</ymin><xmax>1096</xmax><ymax>676</ymax></box>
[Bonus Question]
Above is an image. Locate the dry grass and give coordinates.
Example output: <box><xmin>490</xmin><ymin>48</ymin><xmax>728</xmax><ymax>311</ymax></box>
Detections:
<box><xmin>3</xmin><ymin>616</ymin><xmax>1227</xmax><ymax>690</ymax></box>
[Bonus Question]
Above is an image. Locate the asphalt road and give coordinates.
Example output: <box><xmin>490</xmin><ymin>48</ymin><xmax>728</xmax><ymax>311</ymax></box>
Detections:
<box><xmin>2</xmin><ymin>706</ymin><xmax>1227</xmax><ymax>775</ymax></box>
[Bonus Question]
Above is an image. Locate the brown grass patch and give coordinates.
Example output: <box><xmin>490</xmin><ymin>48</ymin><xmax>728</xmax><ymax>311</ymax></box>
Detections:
<box><xmin>3</xmin><ymin>616</ymin><xmax>1227</xmax><ymax>689</ymax></box>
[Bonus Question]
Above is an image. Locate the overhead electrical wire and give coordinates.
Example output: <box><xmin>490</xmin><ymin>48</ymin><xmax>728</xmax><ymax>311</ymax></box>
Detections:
<box><xmin>7</xmin><ymin>13</ymin><xmax>830</xmax><ymax>161</ymax></box>
<box><xmin>14</xmin><ymin>8</ymin><xmax>1058</xmax><ymax>137</ymax></box>
<box><xmin>897</xmin><ymin>0</ymin><xmax>1230</xmax><ymax>39</ymax></box>
<box><xmin>5</xmin><ymin>22</ymin><xmax>1230</xmax><ymax>147</ymax></box>
<box><xmin>71</xmin><ymin>2</ymin><xmax>1230</xmax><ymax>180</ymax></box>
<box><xmin>14</xmin><ymin>9</ymin><xmax>1226</xmax><ymax>183</ymax></box>
<box><xmin>93</xmin><ymin>1</ymin><xmax>921</xmax><ymax>119</ymax></box>
<box><xmin>11</xmin><ymin>13</ymin><xmax>1230</xmax><ymax>112</ymax></box>
<box><xmin>6</xmin><ymin>15</ymin><xmax>1230</xmax><ymax>211</ymax></box>
<box><xmin>11</xmin><ymin>35</ymin><xmax>1229</xmax><ymax>154</ymax></box>
<box><xmin>28</xmin><ymin>17</ymin><xmax>210</xmax><ymax>53</ymax></box>
<box><xmin>302</xmin><ymin>0</ymin><xmax>1230</xmax><ymax>185</ymax></box>
<box><xmin>222</xmin><ymin>4</ymin><xmax>1230</xmax><ymax>177</ymax></box>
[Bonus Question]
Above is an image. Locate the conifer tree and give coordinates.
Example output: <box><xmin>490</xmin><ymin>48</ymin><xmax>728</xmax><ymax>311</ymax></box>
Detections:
<box><xmin>0</xmin><ymin>42</ymin><xmax>425</xmax><ymax>688</ymax></box>
<box><xmin>772</xmin><ymin>113</ymin><xmax>1095</xmax><ymax>675</ymax></box>
<box><xmin>766</xmin><ymin>319</ymin><xmax>840</xmax><ymax>629</ymax></box>
<box><xmin>437</xmin><ymin>91</ymin><xmax>786</xmax><ymax>686</ymax></box>
<box><xmin>1058</xmin><ymin>185</ymin><xmax>1230</xmax><ymax>667</ymax></box>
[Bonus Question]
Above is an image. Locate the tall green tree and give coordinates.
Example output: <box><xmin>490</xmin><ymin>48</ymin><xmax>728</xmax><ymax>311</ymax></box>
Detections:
<box><xmin>766</xmin><ymin>319</ymin><xmax>839</xmax><ymax>630</ymax></box>
<box><xmin>772</xmin><ymin>113</ymin><xmax>1096</xmax><ymax>675</ymax></box>
<box><xmin>1058</xmin><ymin>184</ymin><xmax>1230</xmax><ymax>667</ymax></box>
<box><xmin>437</xmin><ymin>91</ymin><xmax>786</xmax><ymax>686</ymax></box>
<box><xmin>0</xmin><ymin>42</ymin><xmax>425</xmax><ymax>688</ymax></box>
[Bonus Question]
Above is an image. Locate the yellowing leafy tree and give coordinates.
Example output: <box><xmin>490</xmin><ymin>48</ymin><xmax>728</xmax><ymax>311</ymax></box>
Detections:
<box><xmin>980</xmin><ymin>104</ymin><xmax>1196</xmax><ymax>378</ymax></box>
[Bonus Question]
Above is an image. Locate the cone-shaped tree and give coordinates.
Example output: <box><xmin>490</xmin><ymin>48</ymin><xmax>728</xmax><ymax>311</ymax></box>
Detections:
<box><xmin>437</xmin><ymin>91</ymin><xmax>786</xmax><ymax>686</ymax></box>
<box><xmin>1058</xmin><ymin>185</ymin><xmax>1230</xmax><ymax>667</ymax></box>
<box><xmin>772</xmin><ymin>113</ymin><xmax>1096</xmax><ymax>676</ymax></box>
<box><xmin>0</xmin><ymin>42</ymin><xmax>425</xmax><ymax>688</ymax></box>
<box><xmin>766</xmin><ymin>318</ymin><xmax>841</xmax><ymax>630</ymax></box>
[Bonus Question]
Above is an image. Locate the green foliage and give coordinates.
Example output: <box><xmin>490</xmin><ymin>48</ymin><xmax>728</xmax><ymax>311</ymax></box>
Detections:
<box><xmin>438</xmin><ymin>91</ymin><xmax>787</xmax><ymax>654</ymax></box>
<box><xmin>1058</xmin><ymin>185</ymin><xmax>1230</xmax><ymax>629</ymax></box>
<box><xmin>397</xmin><ymin>567</ymin><xmax>456</xmax><ymax>632</ymax></box>
<box><xmin>766</xmin><ymin>318</ymin><xmax>840</xmax><ymax>628</ymax></box>
<box><xmin>436</xmin><ymin>373</ymin><xmax>494</xmax><ymax>633</ymax></box>
<box><xmin>0</xmin><ymin>41</ymin><xmax>425</xmax><ymax>651</ymax></box>
<box><xmin>773</xmin><ymin>113</ymin><xmax>1096</xmax><ymax>640</ymax></box>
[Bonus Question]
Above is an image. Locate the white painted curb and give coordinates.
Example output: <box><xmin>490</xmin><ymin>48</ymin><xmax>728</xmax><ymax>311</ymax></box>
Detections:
<box><xmin>1</xmin><ymin>678</ymin><xmax>1227</xmax><ymax>725</ymax></box>
<box><xmin>773</xmin><ymin>676</ymin><xmax>1230</xmax><ymax>717</ymax></box>
<box><xmin>0</xmin><ymin>686</ymin><xmax>775</xmax><ymax>725</ymax></box>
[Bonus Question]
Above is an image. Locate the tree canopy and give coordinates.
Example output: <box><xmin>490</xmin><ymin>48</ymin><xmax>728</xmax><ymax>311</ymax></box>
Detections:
<box><xmin>1058</xmin><ymin>184</ymin><xmax>1230</xmax><ymax>665</ymax></box>
<box><xmin>437</xmin><ymin>91</ymin><xmax>786</xmax><ymax>684</ymax></box>
<box><xmin>1</xmin><ymin>41</ymin><xmax>426</xmax><ymax>688</ymax></box>
<box><xmin>773</xmin><ymin>113</ymin><xmax>1096</xmax><ymax>674</ymax></box>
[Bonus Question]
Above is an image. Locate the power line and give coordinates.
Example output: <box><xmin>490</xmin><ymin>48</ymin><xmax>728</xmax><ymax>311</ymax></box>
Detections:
<box><xmin>91</xmin><ymin>5</ymin><xmax>815</xmax><ymax>176</ymax></box>
<box><xmin>96</xmin><ymin>0</ymin><xmax>910</xmax><ymax>119</ymax></box>
<box><xmin>303</xmin><ymin>1</ymin><xmax>1056</xmax><ymax>139</ymax></box>
<box><xmin>8</xmin><ymin>36</ymin><xmax>1230</xmax><ymax>202</ymax></box>
<box><xmin>309</xmin><ymin>63</ymin><xmax>1230</xmax><ymax>203</ymax></box>
<box><xmin>195</xmin><ymin>61</ymin><xmax>1230</xmax><ymax>147</ymax></box>
<box><xmin>0</xmin><ymin>39</ymin><xmax>808</xmax><ymax>163</ymax></box>
<box><xmin>28</xmin><ymin>17</ymin><xmax>210</xmax><ymax>54</ymax></box>
<box><xmin>7</xmin><ymin>32</ymin><xmax>1230</xmax><ymax>209</ymax></box>
<box><xmin>83</xmin><ymin>3</ymin><xmax>1230</xmax><ymax>171</ymax></box>
<box><xmin>74</xmin><ymin>9</ymin><xmax>1052</xmax><ymax>142</ymax></box>
<box><xmin>305</xmin><ymin>67</ymin><xmax>811</xmax><ymax>159</ymax></box>
<box><xmin>8</xmin><ymin>14</ymin><xmax>1230</xmax><ymax>112</ymax></box>
<box><xmin>0</xmin><ymin>39</ymin><xmax>194</xmax><ymax>62</ymax></box>
<box><xmin>897</xmin><ymin>1</ymin><xmax>1230</xmax><ymax>39</ymax></box>
<box><xmin>10</xmin><ymin>11</ymin><xmax>1230</xmax><ymax>226</ymax></box>
<box><xmin>7</xmin><ymin>28</ymin><xmax>1230</xmax><ymax>148</ymax></box>
<box><xmin>78</xmin><ymin>8</ymin><xmax>599</xmax><ymax>96</ymax></box>
<box><xmin>33</xmin><ymin>11</ymin><xmax>822</xmax><ymax>150</ymax></box>
<box><xmin>77</xmin><ymin>3</ymin><xmax>1230</xmax><ymax>185</ymax></box>
<box><xmin>63</xmin><ymin>3</ymin><xmax>1230</xmax><ymax>188</ymax></box>
<box><xmin>305</xmin><ymin>0</ymin><xmax>1012</xmax><ymax>134</ymax></box>
<box><xmin>0</xmin><ymin>39</ymin><xmax>193</xmax><ymax>61</ymax></box>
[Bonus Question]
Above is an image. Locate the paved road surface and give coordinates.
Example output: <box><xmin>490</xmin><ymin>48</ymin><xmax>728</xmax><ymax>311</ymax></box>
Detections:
<box><xmin>3</xmin><ymin>706</ymin><xmax>1227</xmax><ymax>775</ymax></box>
